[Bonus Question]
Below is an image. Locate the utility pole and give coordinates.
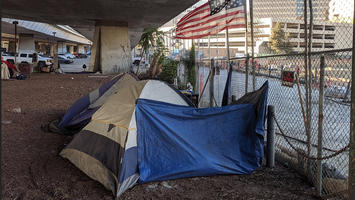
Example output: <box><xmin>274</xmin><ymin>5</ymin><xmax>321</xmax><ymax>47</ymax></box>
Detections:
<box><xmin>13</xmin><ymin>21</ymin><xmax>18</xmax><ymax>64</ymax></box>
<box><xmin>52</xmin><ymin>32</ymin><xmax>59</xmax><ymax>72</ymax></box>
<box><xmin>225</xmin><ymin>28</ymin><xmax>231</xmax><ymax>66</ymax></box>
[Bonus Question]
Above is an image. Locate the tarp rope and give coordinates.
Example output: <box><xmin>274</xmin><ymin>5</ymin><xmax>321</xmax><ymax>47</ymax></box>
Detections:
<box><xmin>273</xmin><ymin>115</ymin><xmax>349</xmax><ymax>160</ymax></box>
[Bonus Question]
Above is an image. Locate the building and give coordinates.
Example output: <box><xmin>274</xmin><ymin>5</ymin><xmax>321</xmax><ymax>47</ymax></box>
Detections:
<box><xmin>159</xmin><ymin>0</ymin><xmax>352</xmax><ymax>59</ymax></box>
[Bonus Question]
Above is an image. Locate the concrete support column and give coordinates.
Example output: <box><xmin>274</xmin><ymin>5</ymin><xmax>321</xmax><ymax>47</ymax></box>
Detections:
<box><xmin>89</xmin><ymin>24</ymin><xmax>131</xmax><ymax>74</ymax></box>
<box><xmin>50</xmin><ymin>44</ymin><xmax>55</xmax><ymax>57</ymax></box>
<box><xmin>8</xmin><ymin>41</ymin><xmax>17</xmax><ymax>53</ymax></box>
<box><xmin>18</xmin><ymin>34</ymin><xmax>35</xmax><ymax>52</ymax></box>
<box><xmin>57</xmin><ymin>42</ymin><xmax>66</xmax><ymax>54</ymax></box>
<box><xmin>78</xmin><ymin>45</ymin><xmax>86</xmax><ymax>54</ymax></box>
<box><xmin>53</xmin><ymin>42</ymin><xmax>59</xmax><ymax>71</ymax></box>
<box><xmin>69</xmin><ymin>45</ymin><xmax>74</xmax><ymax>54</ymax></box>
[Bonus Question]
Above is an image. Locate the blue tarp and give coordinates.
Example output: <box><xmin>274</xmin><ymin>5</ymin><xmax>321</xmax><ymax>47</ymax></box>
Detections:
<box><xmin>136</xmin><ymin>82</ymin><xmax>268</xmax><ymax>183</ymax></box>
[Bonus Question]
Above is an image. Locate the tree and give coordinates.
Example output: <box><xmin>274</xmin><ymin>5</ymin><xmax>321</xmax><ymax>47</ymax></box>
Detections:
<box><xmin>269</xmin><ymin>22</ymin><xmax>293</xmax><ymax>54</ymax></box>
<box><xmin>186</xmin><ymin>44</ymin><xmax>196</xmax><ymax>91</ymax></box>
<box><xmin>136</xmin><ymin>26</ymin><xmax>164</xmax><ymax>74</ymax></box>
<box><xmin>258</xmin><ymin>41</ymin><xmax>273</xmax><ymax>55</ymax></box>
<box><xmin>147</xmin><ymin>41</ymin><xmax>166</xmax><ymax>78</ymax></box>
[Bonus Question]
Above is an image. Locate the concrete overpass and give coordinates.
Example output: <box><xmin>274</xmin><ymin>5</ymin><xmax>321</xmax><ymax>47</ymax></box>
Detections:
<box><xmin>1</xmin><ymin>18</ymin><xmax>92</xmax><ymax>55</ymax></box>
<box><xmin>2</xmin><ymin>0</ymin><xmax>198</xmax><ymax>74</ymax></box>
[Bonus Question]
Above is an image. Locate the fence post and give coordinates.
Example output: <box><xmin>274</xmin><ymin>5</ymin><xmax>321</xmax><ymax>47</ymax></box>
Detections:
<box><xmin>209</xmin><ymin>59</ymin><xmax>215</xmax><ymax>107</ymax></box>
<box><xmin>245</xmin><ymin>54</ymin><xmax>249</xmax><ymax>94</ymax></box>
<box><xmin>267</xmin><ymin>105</ymin><xmax>275</xmax><ymax>168</ymax></box>
<box><xmin>249</xmin><ymin>0</ymin><xmax>255</xmax><ymax>91</ymax></box>
<box><xmin>348</xmin><ymin>3</ymin><xmax>355</xmax><ymax>198</ymax></box>
<box><xmin>316</xmin><ymin>55</ymin><xmax>325</xmax><ymax>197</ymax></box>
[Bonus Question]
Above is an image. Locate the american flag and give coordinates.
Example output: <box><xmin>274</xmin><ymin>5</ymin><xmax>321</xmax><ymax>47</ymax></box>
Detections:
<box><xmin>209</xmin><ymin>0</ymin><xmax>231</xmax><ymax>15</ymax></box>
<box><xmin>175</xmin><ymin>0</ymin><xmax>245</xmax><ymax>39</ymax></box>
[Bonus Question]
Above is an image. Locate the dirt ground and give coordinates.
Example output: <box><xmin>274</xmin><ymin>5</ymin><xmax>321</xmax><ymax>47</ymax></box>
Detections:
<box><xmin>2</xmin><ymin>73</ymin><xmax>319</xmax><ymax>200</ymax></box>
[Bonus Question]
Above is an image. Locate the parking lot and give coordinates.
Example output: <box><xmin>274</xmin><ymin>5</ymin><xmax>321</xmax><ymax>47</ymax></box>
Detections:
<box><xmin>59</xmin><ymin>57</ymin><xmax>91</xmax><ymax>73</ymax></box>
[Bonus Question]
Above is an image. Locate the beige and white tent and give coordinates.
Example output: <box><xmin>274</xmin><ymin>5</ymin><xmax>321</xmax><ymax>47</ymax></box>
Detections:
<box><xmin>60</xmin><ymin>73</ymin><xmax>192</xmax><ymax>198</ymax></box>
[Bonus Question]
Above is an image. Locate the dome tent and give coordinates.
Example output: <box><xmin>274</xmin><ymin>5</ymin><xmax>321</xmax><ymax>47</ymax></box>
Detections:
<box><xmin>56</xmin><ymin>73</ymin><xmax>192</xmax><ymax>133</ymax></box>
<box><xmin>59</xmin><ymin>73</ymin><xmax>268</xmax><ymax>198</ymax></box>
<box><xmin>60</xmin><ymin>73</ymin><xmax>193</xmax><ymax>196</ymax></box>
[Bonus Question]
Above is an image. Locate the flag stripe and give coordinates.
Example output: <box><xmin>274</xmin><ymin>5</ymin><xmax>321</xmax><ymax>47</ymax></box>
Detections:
<box><xmin>178</xmin><ymin>7</ymin><xmax>210</xmax><ymax>26</ymax></box>
<box><xmin>177</xmin><ymin>8</ymin><xmax>244</xmax><ymax>32</ymax></box>
<box><xmin>178</xmin><ymin>3</ymin><xmax>209</xmax><ymax>25</ymax></box>
<box><xmin>176</xmin><ymin>24</ymin><xmax>245</xmax><ymax>39</ymax></box>
<box><xmin>177</xmin><ymin>10</ymin><xmax>244</xmax><ymax>33</ymax></box>
<box><xmin>178</xmin><ymin>22</ymin><xmax>244</xmax><ymax>38</ymax></box>
<box><xmin>176</xmin><ymin>0</ymin><xmax>245</xmax><ymax>39</ymax></box>
<box><xmin>177</xmin><ymin>16</ymin><xmax>244</xmax><ymax>36</ymax></box>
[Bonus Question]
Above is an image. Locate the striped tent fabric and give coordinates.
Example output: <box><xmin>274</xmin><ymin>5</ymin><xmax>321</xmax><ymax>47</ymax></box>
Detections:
<box><xmin>60</xmin><ymin>73</ymin><xmax>192</xmax><ymax>197</ymax></box>
<box><xmin>58</xmin><ymin>73</ymin><xmax>138</xmax><ymax>130</ymax></box>
<box><xmin>175</xmin><ymin>0</ymin><xmax>245</xmax><ymax>39</ymax></box>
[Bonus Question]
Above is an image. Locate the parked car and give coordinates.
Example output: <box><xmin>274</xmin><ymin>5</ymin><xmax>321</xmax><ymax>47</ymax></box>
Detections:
<box><xmin>76</xmin><ymin>53</ymin><xmax>87</xmax><ymax>58</ymax></box>
<box><xmin>58</xmin><ymin>55</ymin><xmax>74</xmax><ymax>64</ymax></box>
<box><xmin>59</xmin><ymin>52</ymin><xmax>76</xmax><ymax>59</ymax></box>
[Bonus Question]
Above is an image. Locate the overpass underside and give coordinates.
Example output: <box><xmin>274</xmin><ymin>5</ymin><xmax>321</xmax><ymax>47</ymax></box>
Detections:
<box><xmin>2</xmin><ymin>0</ymin><xmax>198</xmax><ymax>74</ymax></box>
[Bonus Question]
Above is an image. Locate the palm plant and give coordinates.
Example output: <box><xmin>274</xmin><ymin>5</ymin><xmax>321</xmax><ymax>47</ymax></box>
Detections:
<box><xmin>135</xmin><ymin>26</ymin><xmax>164</xmax><ymax>75</ymax></box>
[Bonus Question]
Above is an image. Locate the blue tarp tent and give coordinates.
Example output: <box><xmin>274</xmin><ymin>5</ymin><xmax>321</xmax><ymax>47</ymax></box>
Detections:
<box><xmin>136</xmin><ymin>81</ymin><xmax>268</xmax><ymax>182</ymax></box>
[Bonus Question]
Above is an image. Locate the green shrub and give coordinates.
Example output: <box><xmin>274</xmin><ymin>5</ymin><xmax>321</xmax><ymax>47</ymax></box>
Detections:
<box><xmin>183</xmin><ymin>44</ymin><xmax>196</xmax><ymax>92</ymax></box>
<box><xmin>158</xmin><ymin>58</ymin><xmax>178</xmax><ymax>84</ymax></box>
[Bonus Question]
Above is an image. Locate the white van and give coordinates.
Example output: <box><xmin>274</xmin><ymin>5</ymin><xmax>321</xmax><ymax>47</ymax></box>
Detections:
<box><xmin>2</xmin><ymin>51</ymin><xmax>53</xmax><ymax>68</ymax></box>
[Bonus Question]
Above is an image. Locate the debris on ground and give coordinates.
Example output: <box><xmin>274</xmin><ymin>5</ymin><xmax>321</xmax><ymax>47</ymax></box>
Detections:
<box><xmin>146</xmin><ymin>183</ymin><xmax>158</xmax><ymax>190</ymax></box>
<box><xmin>2</xmin><ymin>120</ymin><xmax>12</xmax><ymax>125</ymax></box>
<box><xmin>2</xmin><ymin>74</ymin><xmax>318</xmax><ymax>200</ymax></box>
<box><xmin>11</xmin><ymin>107</ymin><xmax>22</xmax><ymax>113</ymax></box>
<box><xmin>161</xmin><ymin>181</ymin><xmax>173</xmax><ymax>189</ymax></box>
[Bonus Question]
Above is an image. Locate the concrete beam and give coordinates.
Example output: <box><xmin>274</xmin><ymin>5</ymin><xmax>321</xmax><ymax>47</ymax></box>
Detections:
<box><xmin>89</xmin><ymin>25</ymin><xmax>131</xmax><ymax>74</ymax></box>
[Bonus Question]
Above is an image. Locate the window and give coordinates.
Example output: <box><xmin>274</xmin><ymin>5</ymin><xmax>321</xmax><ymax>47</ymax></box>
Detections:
<box><xmin>312</xmin><ymin>43</ymin><xmax>323</xmax><ymax>48</ymax></box>
<box><xmin>325</xmin><ymin>34</ymin><xmax>335</xmax><ymax>40</ymax></box>
<box><xmin>324</xmin><ymin>43</ymin><xmax>335</xmax><ymax>48</ymax></box>
<box><xmin>313</xmin><ymin>34</ymin><xmax>323</xmax><ymax>39</ymax></box>
<box><xmin>286</xmin><ymin>23</ymin><xmax>298</xmax><ymax>29</ymax></box>
<box><xmin>289</xmin><ymin>33</ymin><xmax>299</xmax><ymax>38</ymax></box>
<box><xmin>325</xmin><ymin>26</ymin><xmax>335</xmax><ymax>31</ymax></box>
<box><xmin>20</xmin><ymin>54</ymin><xmax>27</xmax><ymax>57</ymax></box>
<box><xmin>28</xmin><ymin>54</ymin><xmax>33</xmax><ymax>58</ymax></box>
<box><xmin>313</xmin><ymin>25</ymin><xmax>323</xmax><ymax>31</ymax></box>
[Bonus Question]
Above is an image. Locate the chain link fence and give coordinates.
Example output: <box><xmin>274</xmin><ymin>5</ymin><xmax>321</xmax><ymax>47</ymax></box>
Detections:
<box><xmin>195</xmin><ymin>50</ymin><xmax>351</xmax><ymax>199</ymax></box>
<box><xmin>187</xmin><ymin>0</ymin><xmax>353</xmax><ymax>198</ymax></box>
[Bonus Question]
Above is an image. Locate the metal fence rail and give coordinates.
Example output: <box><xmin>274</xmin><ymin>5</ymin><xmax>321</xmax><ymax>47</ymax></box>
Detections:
<box><xmin>193</xmin><ymin>48</ymin><xmax>351</xmax><ymax>199</ymax></box>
